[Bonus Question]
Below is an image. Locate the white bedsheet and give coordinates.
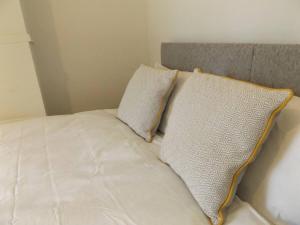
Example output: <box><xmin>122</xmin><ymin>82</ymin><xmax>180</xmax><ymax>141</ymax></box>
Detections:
<box><xmin>0</xmin><ymin>109</ymin><xmax>269</xmax><ymax>225</ymax></box>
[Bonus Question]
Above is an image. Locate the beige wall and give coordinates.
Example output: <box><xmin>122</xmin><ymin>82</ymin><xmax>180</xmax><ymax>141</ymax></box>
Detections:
<box><xmin>21</xmin><ymin>0</ymin><xmax>149</xmax><ymax>115</ymax></box>
<box><xmin>147</xmin><ymin>0</ymin><xmax>300</xmax><ymax>63</ymax></box>
<box><xmin>0</xmin><ymin>0</ymin><xmax>45</xmax><ymax>121</ymax></box>
<box><xmin>20</xmin><ymin>0</ymin><xmax>300</xmax><ymax>115</ymax></box>
<box><xmin>0</xmin><ymin>0</ymin><xmax>26</xmax><ymax>33</ymax></box>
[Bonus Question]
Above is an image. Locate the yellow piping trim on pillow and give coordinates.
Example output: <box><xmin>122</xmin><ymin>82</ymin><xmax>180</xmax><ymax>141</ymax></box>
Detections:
<box><xmin>194</xmin><ymin>71</ymin><xmax>294</xmax><ymax>225</ymax></box>
<box><xmin>217</xmin><ymin>91</ymin><xmax>293</xmax><ymax>225</ymax></box>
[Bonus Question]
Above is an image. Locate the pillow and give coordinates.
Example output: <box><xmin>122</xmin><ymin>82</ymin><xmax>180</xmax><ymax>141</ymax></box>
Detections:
<box><xmin>118</xmin><ymin>64</ymin><xmax>177</xmax><ymax>142</ymax></box>
<box><xmin>160</xmin><ymin>72</ymin><xmax>293</xmax><ymax>225</ymax></box>
<box><xmin>238</xmin><ymin>96</ymin><xmax>300</xmax><ymax>225</ymax></box>
<box><xmin>154</xmin><ymin>63</ymin><xmax>200</xmax><ymax>133</ymax></box>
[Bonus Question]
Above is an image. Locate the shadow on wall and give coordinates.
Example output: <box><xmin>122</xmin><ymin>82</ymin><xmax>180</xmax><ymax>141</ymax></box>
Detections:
<box><xmin>20</xmin><ymin>0</ymin><xmax>72</xmax><ymax>115</ymax></box>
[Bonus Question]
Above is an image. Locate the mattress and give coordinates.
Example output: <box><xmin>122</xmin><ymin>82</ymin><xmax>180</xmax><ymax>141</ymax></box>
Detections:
<box><xmin>0</xmin><ymin>109</ymin><xmax>269</xmax><ymax>225</ymax></box>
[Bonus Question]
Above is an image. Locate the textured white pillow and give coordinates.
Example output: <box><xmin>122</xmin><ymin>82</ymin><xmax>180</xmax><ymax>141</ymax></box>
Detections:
<box><xmin>160</xmin><ymin>72</ymin><xmax>293</xmax><ymax>225</ymax></box>
<box><xmin>154</xmin><ymin>63</ymin><xmax>194</xmax><ymax>133</ymax></box>
<box><xmin>118</xmin><ymin>65</ymin><xmax>177</xmax><ymax>142</ymax></box>
<box><xmin>238</xmin><ymin>96</ymin><xmax>300</xmax><ymax>225</ymax></box>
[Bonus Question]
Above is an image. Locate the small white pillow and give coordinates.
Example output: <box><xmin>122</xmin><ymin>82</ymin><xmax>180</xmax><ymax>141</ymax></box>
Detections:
<box><xmin>118</xmin><ymin>65</ymin><xmax>177</xmax><ymax>142</ymax></box>
<box><xmin>238</xmin><ymin>96</ymin><xmax>300</xmax><ymax>225</ymax></box>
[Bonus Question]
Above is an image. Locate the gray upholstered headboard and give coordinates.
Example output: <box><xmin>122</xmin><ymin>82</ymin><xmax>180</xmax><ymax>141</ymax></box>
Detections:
<box><xmin>161</xmin><ymin>43</ymin><xmax>300</xmax><ymax>96</ymax></box>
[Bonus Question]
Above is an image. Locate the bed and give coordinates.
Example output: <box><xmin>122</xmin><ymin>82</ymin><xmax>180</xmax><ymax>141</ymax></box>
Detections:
<box><xmin>1</xmin><ymin>43</ymin><xmax>300</xmax><ymax>225</ymax></box>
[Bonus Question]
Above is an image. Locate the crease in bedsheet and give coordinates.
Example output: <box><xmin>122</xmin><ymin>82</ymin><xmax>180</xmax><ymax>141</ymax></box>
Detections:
<box><xmin>44</xmin><ymin>118</ymin><xmax>62</xmax><ymax>225</ymax></box>
<box><xmin>76</xmin><ymin>116</ymin><xmax>138</xmax><ymax>225</ymax></box>
<box><xmin>0</xmin><ymin>110</ymin><xmax>270</xmax><ymax>225</ymax></box>
<box><xmin>98</xmin><ymin>165</ymin><xmax>138</xmax><ymax>225</ymax></box>
<box><xmin>102</xmin><ymin>210</ymin><xmax>134</xmax><ymax>225</ymax></box>
<box><xmin>10</xmin><ymin>125</ymin><xmax>23</xmax><ymax>225</ymax></box>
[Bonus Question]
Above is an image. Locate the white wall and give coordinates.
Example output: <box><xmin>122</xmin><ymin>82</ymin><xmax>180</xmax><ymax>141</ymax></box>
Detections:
<box><xmin>147</xmin><ymin>0</ymin><xmax>300</xmax><ymax>63</ymax></box>
<box><xmin>19</xmin><ymin>0</ymin><xmax>300</xmax><ymax>115</ymax></box>
<box><xmin>0</xmin><ymin>0</ymin><xmax>26</xmax><ymax>34</ymax></box>
<box><xmin>21</xmin><ymin>0</ymin><xmax>149</xmax><ymax>114</ymax></box>
<box><xmin>0</xmin><ymin>0</ymin><xmax>45</xmax><ymax>120</ymax></box>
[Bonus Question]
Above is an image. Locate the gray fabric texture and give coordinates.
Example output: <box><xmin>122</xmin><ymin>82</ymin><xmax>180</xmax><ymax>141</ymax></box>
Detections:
<box><xmin>251</xmin><ymin>45</ymin><xmax>300</xmax><ymax>95</ymax></box>
<box><xmin>161</xmin><ymin>43</ymin><xmax>300</xmax><ymax>96</ymax></box>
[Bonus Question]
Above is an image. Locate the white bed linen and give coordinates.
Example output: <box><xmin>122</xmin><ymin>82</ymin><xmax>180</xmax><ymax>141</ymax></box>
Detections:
<box><xmin>0</xmin><ymin>109</ymin><xmax>268</xmax><ymax>225</ymax></box>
